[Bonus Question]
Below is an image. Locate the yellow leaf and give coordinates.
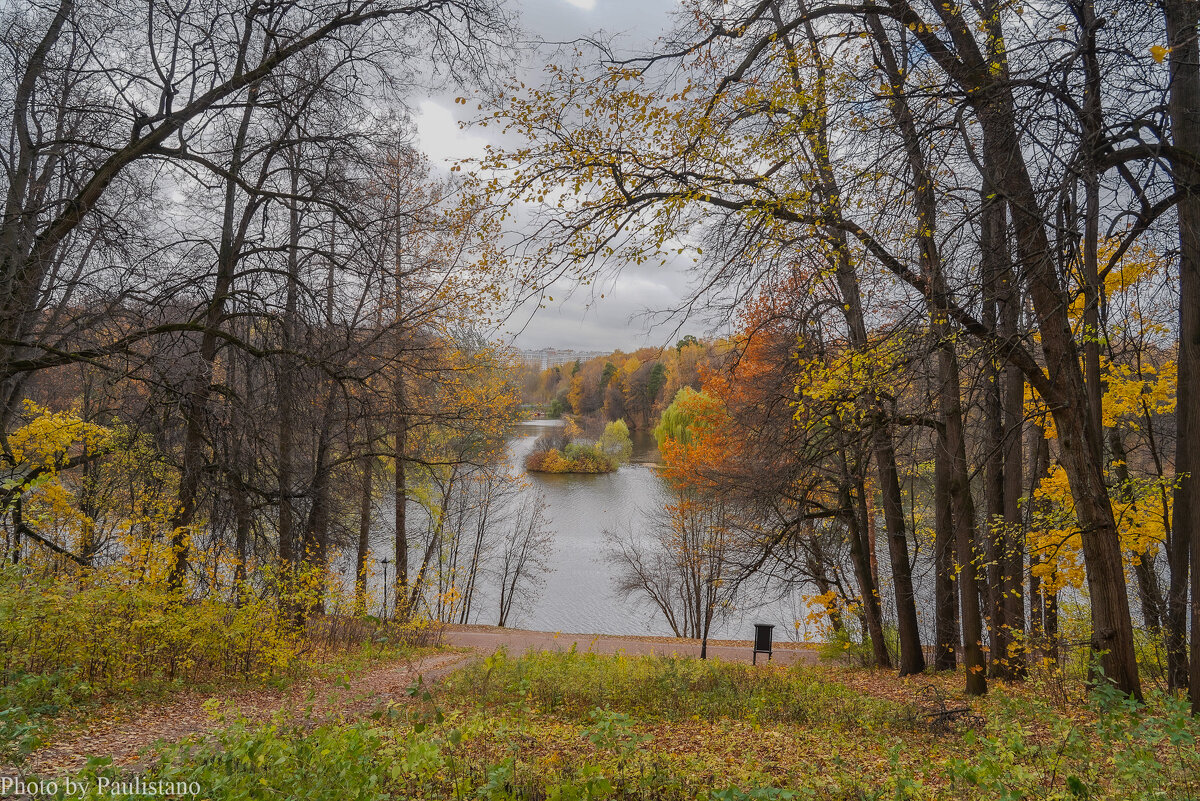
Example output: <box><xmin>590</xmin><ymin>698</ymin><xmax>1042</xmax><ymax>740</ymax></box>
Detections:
<box><xmin>1151</xmin><ymin>45</ymin><xmax>1169</xmax><ymax>63</ymax></box>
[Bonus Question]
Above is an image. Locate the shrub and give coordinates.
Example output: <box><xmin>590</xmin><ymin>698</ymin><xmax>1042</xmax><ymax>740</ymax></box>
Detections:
<box><xmin>0</xmin><ymin>564</ymin><xmax>434</xmax><ymax>701</ymax></box>
<box><xmin>62</xmin><ymin>716</ymin><xmax>396</xmax><ymax>801</ymax></box>
<box><xmin>525</xmin><ymin>450</ymin><xmax>551</xmax><ymax>471</ymax></box>
<box><xmin>597</xmin><ymin>419</ymin><xmax>633</xmax><ymax>465</ymax></box>
<box><xmin>0</xmin><ymin>565</ymin><xmax>305</xmax><ymax>693</ymax></box>
<box><xmin>562</xmin><ymin>442</ymin><xmax>615</xmax><ymax>472</ymax></box>
<box><xmin>0</xmin><ymin>668</ymin><xmax>89</xmax><ymax>761</ymax></box>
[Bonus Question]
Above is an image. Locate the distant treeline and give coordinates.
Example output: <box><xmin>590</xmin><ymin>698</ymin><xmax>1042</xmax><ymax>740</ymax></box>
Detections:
<box><xmin>519</xmin><ymin>336</ymin><xmax>711</xmax><ymax>429</ymax></box>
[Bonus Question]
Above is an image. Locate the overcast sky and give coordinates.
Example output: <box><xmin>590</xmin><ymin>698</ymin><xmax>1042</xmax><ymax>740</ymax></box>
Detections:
<box><xmin>414</xmin><ymin>0</ymin><xmax>706</xmax><ymax>353</ymax></box>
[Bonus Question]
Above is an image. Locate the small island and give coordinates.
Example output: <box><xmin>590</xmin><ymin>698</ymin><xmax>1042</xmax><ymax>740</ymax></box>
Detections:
<box><xmin>526</xmin><ymin>418</ymin><xmax>633</xmax><ymax>474</ymax></box>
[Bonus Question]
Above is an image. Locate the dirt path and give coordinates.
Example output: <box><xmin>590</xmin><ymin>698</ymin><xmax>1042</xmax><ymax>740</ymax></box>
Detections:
<box><xmin>443</xmin><ymin>624</ymin><xmax>820</xmax><ymax>666</ymax></box>
<box><xmin>19</xmin><ymin>651</ymin><xmax>474</xmax><ymax>777</ymax></box>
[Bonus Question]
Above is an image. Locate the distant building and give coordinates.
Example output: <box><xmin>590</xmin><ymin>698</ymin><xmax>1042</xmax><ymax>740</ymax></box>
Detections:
<box><xmin>518</xmin><ymin>348</ymin><xmax>606</xmax><ymax>371</ymax></box>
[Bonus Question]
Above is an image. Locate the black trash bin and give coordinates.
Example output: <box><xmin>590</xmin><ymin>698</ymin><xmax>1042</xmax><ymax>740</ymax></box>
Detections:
<box><xmin>752</xmin><ymin>623</ymin><xmax>775</xmax><ymax>665</ymax></box>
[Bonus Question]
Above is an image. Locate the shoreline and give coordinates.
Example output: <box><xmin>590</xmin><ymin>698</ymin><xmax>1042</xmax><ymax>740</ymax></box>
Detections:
<box><xmin>441</xmin><ymin>622</ymin><xmax>819</xmax><ymax>652</ymax></box>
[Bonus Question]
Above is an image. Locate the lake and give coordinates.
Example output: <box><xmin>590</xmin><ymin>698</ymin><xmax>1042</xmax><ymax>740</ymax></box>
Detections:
<box><xmin>338</xmin><ymin>419</ymin><xmax>815</xmax><ymax>642</ymax></box>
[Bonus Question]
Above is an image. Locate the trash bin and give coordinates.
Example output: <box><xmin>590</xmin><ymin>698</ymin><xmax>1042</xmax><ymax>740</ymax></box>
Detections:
<box><xmin>753</xmin><ymin>623</ymin><xmax>775</xmax><ymax>665</ymax></box>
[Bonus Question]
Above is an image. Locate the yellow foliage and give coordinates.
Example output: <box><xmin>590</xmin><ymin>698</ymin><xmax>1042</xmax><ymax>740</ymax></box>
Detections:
<box><xmin>7</xmin><ymin>402</ymin><xmax>179</xmax><ymax>572</ymax></box>
<box><xmin>8</xmin><ymin>401</ymin><xmax>110</xmax><ymax>469</ymax></box>
<box><xmin>1102</xmin><ymin>357</ymin><xmax>1175</xmax><ymax>428</ymax></box>
<box><xmin>794</xmin><ymin>335</ymin><xmax>909</xmax><ymax>431</ymax></box>
<box><xmin>0</xmin><ymin>563</ymin><xmax>304</xmax><ymax>690</ymax></box>
<box><xmin>1029</xmin><ymin>464</ymin><xmax>1174</xmax><ymax>594</ymax></box>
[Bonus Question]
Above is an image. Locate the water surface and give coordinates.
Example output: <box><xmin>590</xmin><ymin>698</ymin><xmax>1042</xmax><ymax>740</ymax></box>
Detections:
<box><xmin>495</xmin><ymin>420</ymin><xmax>809</xmax><ymax>641</ymax></box>
<box><xmin>340</xmin><ymin>419</ymin><xmax>812</xmax><ymax>642</ymax></box>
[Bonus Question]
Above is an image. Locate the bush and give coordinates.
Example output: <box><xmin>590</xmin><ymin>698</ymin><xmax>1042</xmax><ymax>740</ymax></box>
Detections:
<box><xmin>0</xmin><ymin>668</ymin><xmax>90</xmax><ymax>760</ymax></box>
<box><xmin>0</xmin><ymin>564</ymin><xmax>434</xmax><ymax>701</ymax></box>
<box><xmin>0</xmin><ymin>565</ymin><xmax>306</xmax><ymax>694</ymax></box>
<box><xmin>597</xmin><ymin>419</ymin><xmax>633</xmax><ymax>465</ymax></box>
<box><xmin>562</xmin><ymin>442</ymin><xmax>615</xmax><ymax>472</ymax></box>
<box><xmin>61</xmin><ymin>715</ymin><xmax>396</xmax><ymax>801</ymax></box>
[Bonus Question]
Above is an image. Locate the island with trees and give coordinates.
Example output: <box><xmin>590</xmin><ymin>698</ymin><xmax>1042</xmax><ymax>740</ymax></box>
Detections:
<box><xmin>525</xmin><ymin>419</ymin><xmax>633</xmax><ymax>474</ymax></box>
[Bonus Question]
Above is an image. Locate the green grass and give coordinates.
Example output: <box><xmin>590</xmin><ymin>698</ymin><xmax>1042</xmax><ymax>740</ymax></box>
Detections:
<box><xmin>444</xmin><ymin>646</ymin><xmax>899</xmax><ymax>728</ymax></box>
<box><xmin>0</xmin><ymin>668</ymin><xmax>93</xmax><ymax>761</ymax></box>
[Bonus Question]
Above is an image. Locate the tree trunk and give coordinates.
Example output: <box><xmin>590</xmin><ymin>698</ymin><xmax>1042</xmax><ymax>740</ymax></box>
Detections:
<box><xmin>233</xmin><ymin>484</ymin><xmax>250</xmax><ymax>607</ymax></box>
<box><xmin>167</xmin><ymin>89</ymin><xmax>258</xmax><ymax>591</ymax></box>
<box><xmin>1000</xmin><ymin>263</ymin><xmax>1027</xmax><ymax>679</ymax></box>
<box><xmin>979</xmin><ymin>97</ymin><xmax>1140</xmax><ymax>699</ymax></box>
<box><xmin>393</xmin><ymin>408</ymin><xmax>408</xmax><ymax>618</ymax></box>
<box><xmin>873</xmin><ymin>429</ymin><xmax>927</xmax><ymax>675</ymax></box>
<box><xmin>980</xmin><ymin>191</ymin><xmax>1007</xmax><ymax>672</ymax></box>
<box><xmin>940</xmin><ymin>345</ymin><xmax>988</xmax><ymax>695</ymax></box>
<box><xmin>774</xmin><ymin>12</ymin><xmax>921</xmax><ymax>673</ymax></box>
<box><xmin>982</xmin><ymin>189</ymin><xmax>1026</xmax><ymax>680</ymax></box>
<box><xmin>355</xmin><ymin>458</ymin><xmax>372</xmax><ymax>616</ymax></box>
<box><xmin>1164</xmin><ymin>0</ymin><xmax>1200</xmax><ymax>706</ymax></box>
<box><xmin>827</xmin><ymin>233</ymin><xmax>924</xmax><ymax>675</ymax></box>
<box><xmin>277</xmin><ymin>164</ymin><xmax>301</xmax><ymax>580</ymax></box>
<box><xmin>1027</xmin><ymin>425</ymin><xmax>1057</xmax><ymax>666</ymax></box>
<box><xmin>843</xmin><ymin>468</ymin><xmax>891</xmax><ymax>669</ymax></box>
<box><xmin>934</xmin><ymin>439</ymin><xmax>959</xmax><ymax>670</ymax></box>
<box><xmin>890</xmin><ymin>0</ymin><xmax>1143</xmax><ymax>699</ymax></box>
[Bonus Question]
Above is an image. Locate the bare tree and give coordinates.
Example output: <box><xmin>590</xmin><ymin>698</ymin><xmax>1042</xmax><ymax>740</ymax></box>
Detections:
<box><xmin>496</xmin><ymin>491</ymin><xmax>553</xmax><ymax>628</ymax></box>
<box><xmin>608</xmin><ymin>489</ymin><xmax>740</xmax><ymax>658</ymax></box>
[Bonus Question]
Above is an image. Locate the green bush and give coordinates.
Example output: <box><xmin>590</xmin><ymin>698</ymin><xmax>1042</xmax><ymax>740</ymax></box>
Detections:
<box><xmin>526</xmin><ymin>445</ymin><xmax>615</xmax><ymax>474</ymax></box>
<box><xmin>0</xmin><ymin>668</ymin><xmax>89</xmax><ymax>760</ymax></box>
<box><xmin>562</xmin><ymin>442</ymin><xmax>615</xmax><ymax>471</ymax></box>
<box><xmin>56</xmin><ymin>716</ymin><xmax>396</xmax><ymax>801</ymax></box>
<box><xmin>597</xmin><ymin>420</ymin><xmax>633</xmax><ymax>465</ymax></box>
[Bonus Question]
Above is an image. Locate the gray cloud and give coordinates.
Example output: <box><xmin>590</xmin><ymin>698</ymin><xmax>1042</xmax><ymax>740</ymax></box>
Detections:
<box><xmin>416</xmin><ymin>0</ymin><xmax>707</xmax><ymax>352</ymax></box>
<box><xmin>500</xmin><ymin>256</ymin><xmax>706</xmax><ymax>351</ymax></box>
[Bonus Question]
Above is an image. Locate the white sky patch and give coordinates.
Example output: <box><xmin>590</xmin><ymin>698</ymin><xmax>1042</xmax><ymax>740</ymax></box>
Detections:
<box><xmin>415</xmin><ymin>100</ymin><xmax>488</xmax><ymax>167</ymax></box>
<box><xmin>505</xmin><ymin>265</ymin><xmax>700</xmax><ymax>351</ymax></box>
<box><xmin>603</xmin><ymin>274</ymin><xmax>676</xmax><ymax>305</ymax></box>
<box><xmin>562</xmin><ymin>0</ymin><xmax>597</xmax><ymax>10</ymax></box>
